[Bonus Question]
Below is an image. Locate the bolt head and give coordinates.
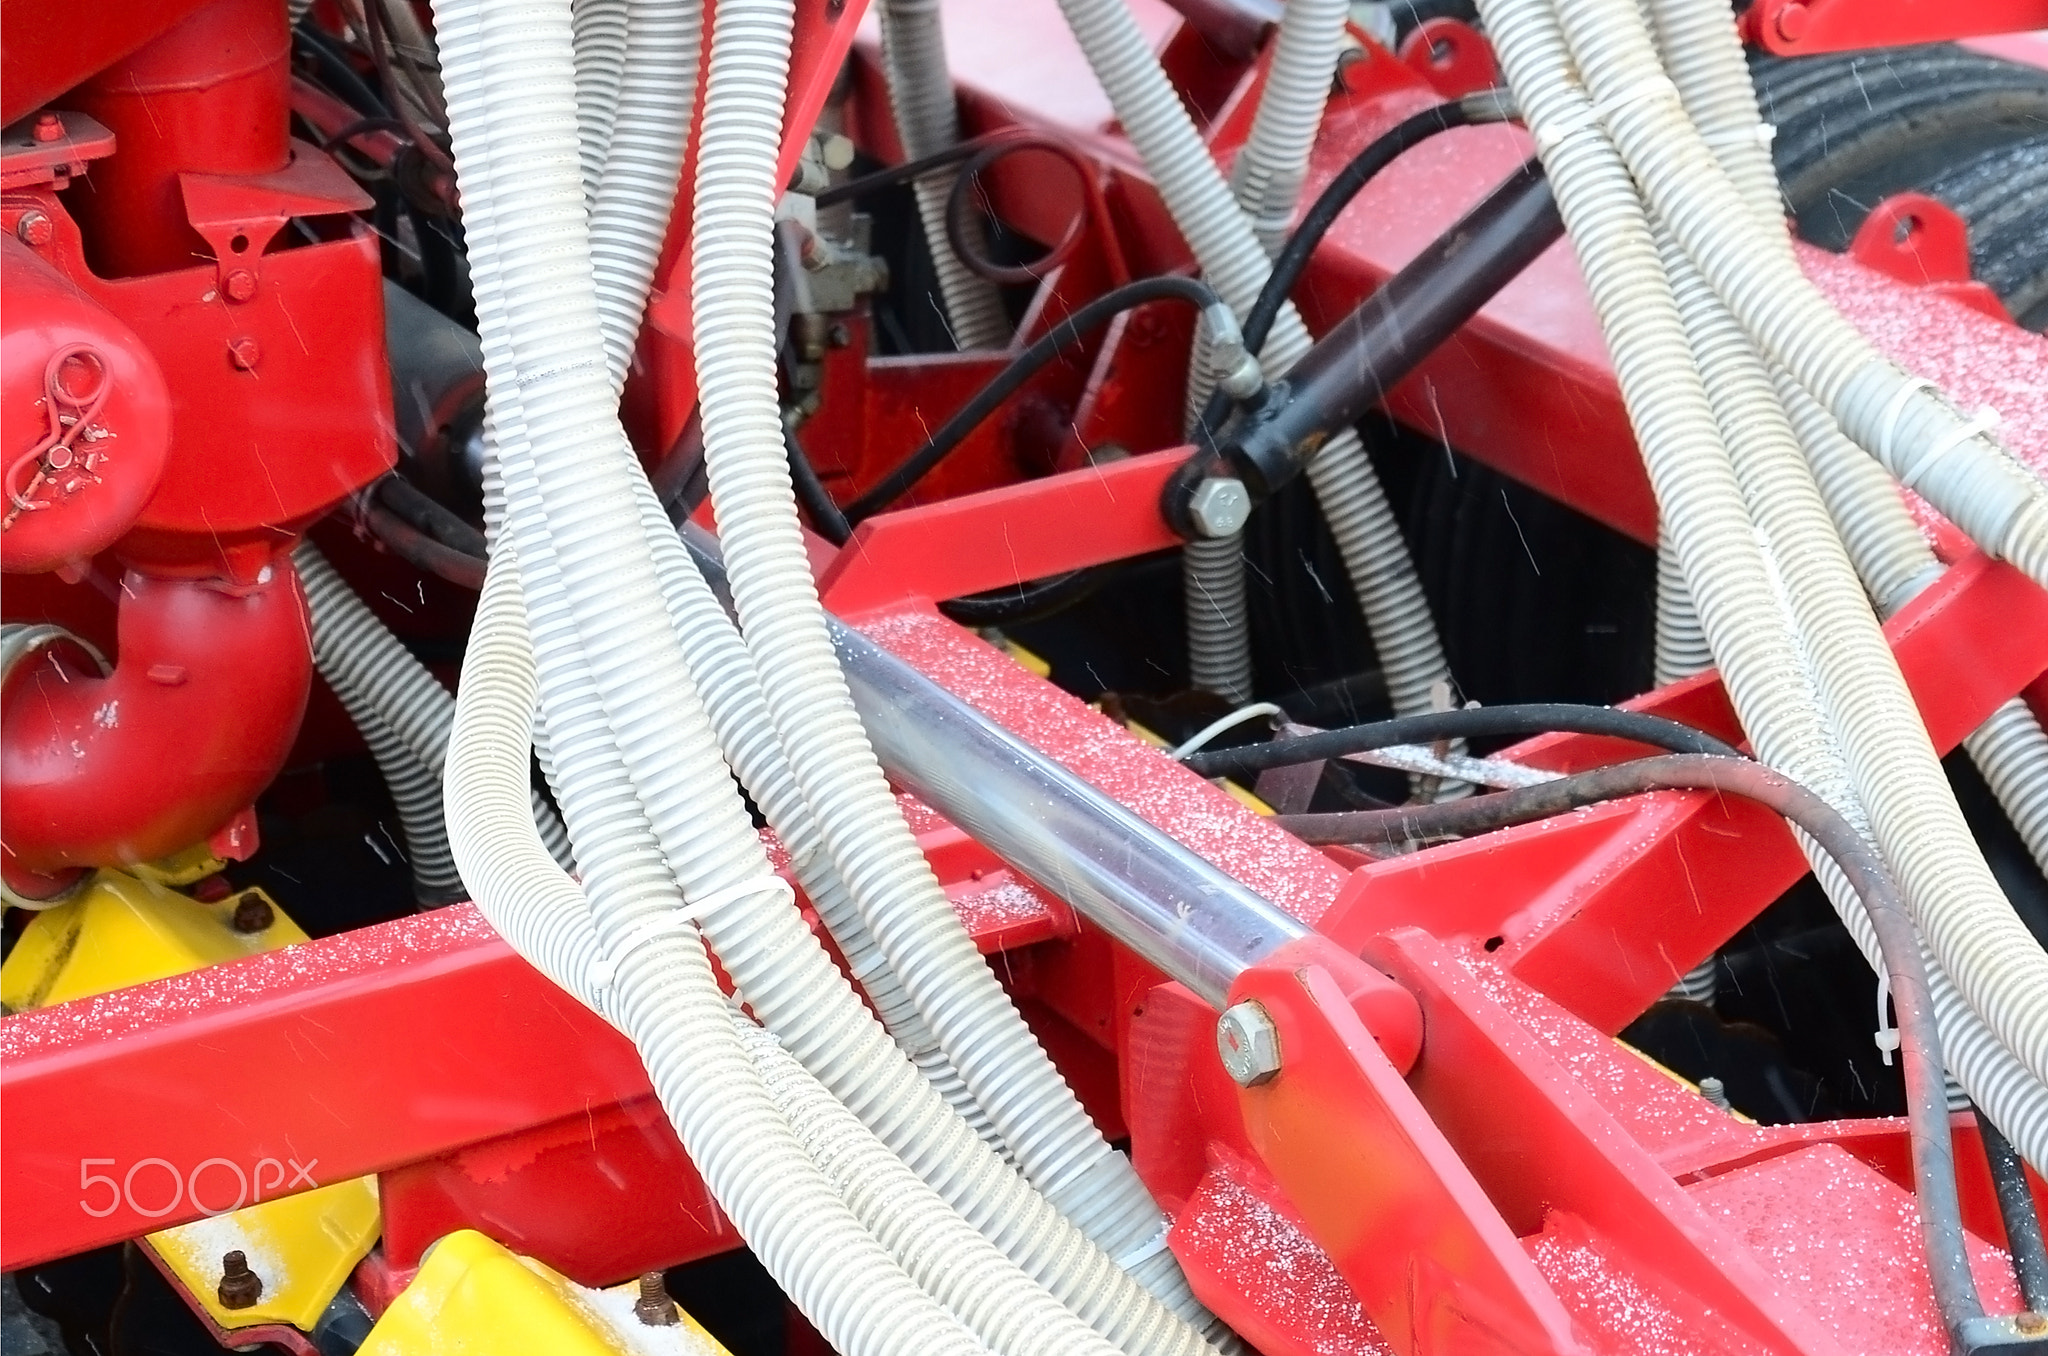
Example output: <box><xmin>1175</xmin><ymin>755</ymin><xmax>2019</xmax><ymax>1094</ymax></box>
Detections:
<box><xmin>1188</xmin><ymin>477</ymin><xmax>1252</xmax><ymax>538</ymax></box>
<box><xmin>33</xmin><ymin>113</ymin><xmax>63</xmax><ymax>144</ymax></box>
<box><xmin>227</xmin><ymin>337</ymin><xmax>262</xmax><ymax>371</ymax></box>
<box><xmin>15</xmin><ymin>210</ymin><xmax>53</xmax><ymax>247</ymax></box>
<box><xmin>217</xmin><ymin>1250</ymin><xmax>262</xmax><ymax>1310</ymax></box>
<box><xmin>1217</xmin><ymin>1001</ymin><xmax>1281</xmax><ymax>1087</ymax></box>
<box><xmin>231</xmin><ymin>892</ymin><xmax>275</xmax><ymax>934</ymax></box>
<box><xmin>224</xmin><ymin>269</ymin><xmax>257</xmax><ymax>303</ymax></box>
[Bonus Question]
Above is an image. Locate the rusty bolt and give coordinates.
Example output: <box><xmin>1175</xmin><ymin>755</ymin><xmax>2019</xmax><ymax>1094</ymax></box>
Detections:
<box><xmin>231</xmin><ymin>892</ymin><xmax>274</xmax><ymax>934</ymax></box>
<box><xmin>33</xmin><ymin>113</ymin><xmax>62</xmax><ymax>144</ymax></box>
<box><xmin>2017</xmin><ymin>1313</ymin><xmax>2048</xmax><ymax>1337</ymax></box>
<box><xmin>633</xmin><ymin>1271</ymin><xmax>679</xmax><ymax>1326</ymax></box>
<box><xmin>1217</xmin><ymin>1001</ymin><xmax>1282</xmax><ymax>1087</ymax></box>
<box><xmin>217</xmin><ymin>1251</ymin><xmax>262</xmax><ymax>1310</ymax></box>
<box><xmin>1772</xmin><ymin>2</ymin><xmax>1809</xmax><ymax>42</ymax></box>
<box><xmin>223</xmin><ymin>269</ymin><xmax>258</xmax><ymax>303</ymax></box>
<box><xmin>15</xmin><ymin>210</ymin><xmax>53</xmax><ymax>247</ymax></box>
<box><xmin>227</xmin><ymin>337</ymin><xmax>262</xmax><ymax>371</ymax></box>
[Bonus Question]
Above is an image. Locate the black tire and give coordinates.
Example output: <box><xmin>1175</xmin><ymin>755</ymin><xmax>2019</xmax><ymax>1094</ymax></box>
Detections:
<box><xmin>1750</xmin><ymin>44</ymin><xmax>2048</xmax><ymax>260</ymax></box>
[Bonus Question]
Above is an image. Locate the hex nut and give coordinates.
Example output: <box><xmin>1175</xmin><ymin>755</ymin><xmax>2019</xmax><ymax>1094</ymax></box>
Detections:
<box><xmin>16</xmin><ymin>210</ymin><xmax>53</xmax><ymax>247</ymax></box>
<box><xmin>217</xmin><ymin>1250</ymin><xmax>262</xmax><ymax>1310</ymax></box>
<box><xmin>1188</xmin><ymin>477</ymin><xmax>1252</xmax><ymax>538</ymax></box>
<box><xmin>1216</xmin><ymin>1000</ymin><xmax>1282</xmax><ymax>1087</ymax></box>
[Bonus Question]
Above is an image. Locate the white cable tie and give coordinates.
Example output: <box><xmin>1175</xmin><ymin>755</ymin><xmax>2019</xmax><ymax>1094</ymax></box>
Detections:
<box><xmin>1172</xmin><ymin>702</ymin><xmax>1284</xmax><ymax>760</ymax></box>
<box><xmin>687</xmin><ymin>874</ymin><xmax>797</xmax><ymax>926</ymax></box>
<box><xmin>1876</xmin><ymin>377</ymin><xmax>1939</xmax><ymax>469</ymax></box>
<box><xmin>1113</xmin><ymin>1221</ymin><xmax>1172</xmax><ymax>1270</ymax></box>
<box><xmin>1874</xmin><ymin>970</ymin><xmax>1900</xmax><ymax>1068</ymax></box>
<box><xmin>1532</xmin><ymin>106</ymin><xmax>1601</xmax><ymax>155</ymax></box>
<box><xmin>1593</xmin><ymin>75</ymin><xmax>1680</xmax><ymax>128</ymax></box>
<box><xmin>587</xmin><ymin>876</ymin><xmax>795</xmax><ymax>995</ymax></box>
<box><xmin>1700</xmin><ymin>121</ymin><xmax>1776</xmax><ymax>152</ymax></box>
<box><xmin>1897</xmin><ymin>406</ymin><xmax>2000</xmax><ymax>492</ymax></box>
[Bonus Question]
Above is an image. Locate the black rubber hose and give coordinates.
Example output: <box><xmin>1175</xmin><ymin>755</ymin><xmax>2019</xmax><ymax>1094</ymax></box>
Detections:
<box><xmin>1272</xmin><ymin>752</ymin><xmax>1981</xmax><ymax>1338</ymax></box>
<box><xmin>362</xmin><ymin>503</ymin><xmax>485</xmax><ymax>590</ymax></box>
<box><xmin>1190</xmin><ymin>94</ymin><xmax>1497</xmax><ymax>445</ymax></box>
<box><xmin>937</xmin><ymin>567</ymin><xmax>1108</xmax><ymax>628</ymax></box>
<box><xmin>1975</xmin><ymin>1105</ymin><xmax>2048</xmax><ymax>1313</ymax></box>
<box><xmin>374</xmin><ymin>474</ymin><xmax>488</xmax><ymax>557</ymax></box>
<box><xmin>1182</xmin><ymin>701</ymin><xmax>1738</xmax><ymax>779</ymax></box>
<box><xmin>843</xmin><ymin>275</ymin><xmax>1238</xmax><ymax>523</ymax></box>
<box><xmin>786</xmin><ymin>424</ymin><xmax>853</xmax><ymax>546</ymax></box>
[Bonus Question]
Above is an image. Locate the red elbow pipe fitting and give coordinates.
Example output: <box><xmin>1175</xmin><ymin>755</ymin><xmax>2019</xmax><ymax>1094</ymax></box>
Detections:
<box><xmin>1</xmin><ymin>563</ymin><xmax>311</xmax><ymax>901</ymax></box>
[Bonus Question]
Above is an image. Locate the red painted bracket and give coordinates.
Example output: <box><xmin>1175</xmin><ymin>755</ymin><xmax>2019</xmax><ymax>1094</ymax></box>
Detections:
<box><xmin>819</xmin><ymin>446</ymin><xmax>1191</xmax><ymax>617</ymax></box>
<box><xmin>1849</xmin><ymin>194</ymin><xmax>2010</xmax><ymax>323</ymax></box>
<box><xmin>1228</xmin><ymin>953</ymin><xmax>1589</xmax><ymax>1355</ymax></box>
<box><xmin>1745</xmin><ymin>0</ymin><xmax>2048</xmax><ymax>55</ymax></box>
<box><xmin>1361</xmin><ymin>928</ymin><xmax>1857</xmax><ymax>1355</ymax></box>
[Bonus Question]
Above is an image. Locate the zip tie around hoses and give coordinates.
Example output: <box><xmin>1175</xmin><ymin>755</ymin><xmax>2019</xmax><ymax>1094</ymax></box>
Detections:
<box><xmin>1899</xmin><ymin>407</ymin><xmax>2002</xmax><ymax>493</ymax></box>
<box><xmin>1532</xmin><ymin>77</ymin><xmax>1679</xmax><ymax>153</ymax></box>
<box><xmin>1699</xmin><ymin>121</ymin><xmax>1775</xmax><ymax>153</ymax></box>
<box><xmin>588</xmin><ymin>875</ymin><xmax>797</xmax><ymax>998</ymax></box>
<box><xmin>1878</xmin><ymin>378</ymin><xmax>1941</xmax><ymax>468</ymax></box>
<box><xmin>1114</xmin><ymin>1223</ymin><xmax>1172</xmax><ymax>1270</ymax></box>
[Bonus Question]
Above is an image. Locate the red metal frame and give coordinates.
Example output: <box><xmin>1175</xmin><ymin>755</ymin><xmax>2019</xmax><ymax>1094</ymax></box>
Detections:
<box><xmin>7</xmin><ymin>1</ymin><xmax>2048</xmax><ymax>1351</ymax></box>
<box><xmin>1742</xmin><ymin>0</ymin><xmax>2048</xmax><ymax>56</ymax></box>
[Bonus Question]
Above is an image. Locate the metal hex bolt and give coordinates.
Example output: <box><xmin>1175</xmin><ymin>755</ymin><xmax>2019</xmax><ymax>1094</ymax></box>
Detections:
<box><xmin>1216</xmin><ymin>1001</ymin><xmax>1282</xmax><ymax>1087</ymax></box>
<box><xmin>1188</xmin><ymin>477</ymin><xmax>1252</xmax><ymax>538</ymax></box>
<box><xmin>217</xmin><ymin>1250</ymin><xmax>262</xmax><ymax>1310</ymax></box>
<box><xmin>33</xmin><ymin>113</ymin><xmax>63</xmax><ymax>144</ymax></box>
<box><xmin>231</xmin><ymin>892</ymin><xmax>274</xmax><ymax>934</ymax></box>
<box><xmin>16</xmin><ymin>210</ymin><xmax>53</xmax><ymax>247</ymax></box>
<box><xmin>223</xmin><ymin>269</ymin><xmax>258</xmax><ymax>303</ymax></box>
<box><xmin>227</xmin><ymin>337</ymin><xmax>262</xmax><ymax>371</ymax></box>
<box><xmin>634</xmin><ymin>1271</ymin><xmax>679</xmax><ymax>1326</ymax></box>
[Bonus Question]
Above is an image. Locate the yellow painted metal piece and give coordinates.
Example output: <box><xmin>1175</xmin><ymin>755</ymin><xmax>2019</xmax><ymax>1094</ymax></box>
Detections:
<box><xmin>359</xmin><ymin>1230</ymin><xmax>732</xmax><ymax>1355</ymax></box>
<box><xmin>149</xmin><ymin>1177</ymin><xmax>383</xmax><ymax>1331</ymax></box>
<box><xmin>1106</xmin><ymin>714</ymin><xmax>1276</xmax><ymax>816</ymax></box>
<box><xmin>995</xmin><ymin>637</ymin><xmax>1053</xmax><ymax>678</ymax></box>
<box><xmin>0</xmin><ymin>868</ymin><xmax>380</xmax><ymax>1331</ymax></box>
<box><xmin>0</xmin><ymin>870</ymin><xmax>303</xmax><ymax>1012</ymax></box>
<box><xmin>128</xmin><ymin>840</ymin><xmax>231</xmax><ymax>888</ymax></box>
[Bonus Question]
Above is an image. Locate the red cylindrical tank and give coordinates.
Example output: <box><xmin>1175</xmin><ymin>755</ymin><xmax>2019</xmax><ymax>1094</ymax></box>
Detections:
<box><xmin>1</xmin><ymin>239</ymin><xmax>173</xmax><ymax>576</ymax></box>
<box><xmin>1</xmin><ymin>564</ymin><xmax>312</xmax><ymax>900</ymax></box>
<box><xmin>61</xmin><ymin>0</ymin><xmax>291</xmax><ymax>278</ymax></box>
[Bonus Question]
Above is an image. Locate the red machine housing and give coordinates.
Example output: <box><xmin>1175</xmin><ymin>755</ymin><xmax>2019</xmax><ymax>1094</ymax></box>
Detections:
<box><xmin>0</xmin><ymin>0</ymin><xmax>394</xmax><ymax>901</ymax></box>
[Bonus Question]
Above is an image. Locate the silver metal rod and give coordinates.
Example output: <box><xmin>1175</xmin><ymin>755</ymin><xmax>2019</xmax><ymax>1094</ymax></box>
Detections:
<box><xmin>684</xmin><ymin>527</ymin><xmax>1310</xmax><ymax>1007</ymax></box>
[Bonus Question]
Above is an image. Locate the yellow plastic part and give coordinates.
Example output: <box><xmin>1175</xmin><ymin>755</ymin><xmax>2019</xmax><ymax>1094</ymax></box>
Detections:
<box><xmin>359</xmin><ymin>1230</ymin><xmax>732</xmax><ymax>1355</ymax></box>
<box><xmin>149</xmin><ymin>1177</ymin><xmax>383</xmax><ymax>1331</ymax></box>
<box><xmin>0</xmin><ymin>868</ymin><xmax>381</xmax><ymax>1331</ymax></box>
<box><xmin>0</xmin><ymin>870</ymin><xmax>304</xmax><ymax>1012</ymax></box>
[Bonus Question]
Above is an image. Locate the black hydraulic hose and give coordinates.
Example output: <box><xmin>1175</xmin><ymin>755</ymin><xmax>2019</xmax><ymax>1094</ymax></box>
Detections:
<box><xmin>1975</xmin><ymin>1105</ymin><xmax>2048</xmax><ymax>1313</ymax></box>
<box><xmin>1273</xmin><ymin>752</ymin><xmax>1982</xmax><ymax>1339</ymax></box>
<box><xmin>1182</xmin><ymin>702</ymin><xmax>1738</xmax><ymax>780</ymax></box>
<box><xmin>937</xmin><ymin>567</ymin><xmax>1108</xmax><ymax>628</ymax></box>
<box><xmin>1216</xmin><ymin>158</ymin><xmax>1562</xmax><ymax>498</ymax></box>
<box><xmin>294</xmin><ymin>23</ymin><xmax>393</xmax><ymax>119</ymax></box>
<box><xmin>374</xmin><ymin>473</ymin><xmax>488</xmax><ymax>557</ymax></box>
<box><xmin>843</xmin><ymin>275</ymin><xmax>1242</xmax><ymax>523</ymax></box>
<box><xmin>786</xmin><ymin>424</ymin><xmax>852</xmax><ymax>546</ymax></box>
<box><xmin>1190</xmin><ymin>92</ymin><xmax>1511</xmax><ymax>448</ymax></box>
<box><xmin>362</xmin><ymin>503</ymin><xmax>485</xmax><ymax>590</ymax></box>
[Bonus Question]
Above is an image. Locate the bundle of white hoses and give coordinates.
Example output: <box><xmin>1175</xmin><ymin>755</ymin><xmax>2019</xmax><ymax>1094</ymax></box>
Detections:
<box><xmin>410</xmin><ymin>0</ymin><xmax>1242</xmax><ymax>1348</ymax></box>
<box><xmin>1474</xmin><ymin>0</ymin><xmax>2048</xmax><ymax>1170</ymax></box>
